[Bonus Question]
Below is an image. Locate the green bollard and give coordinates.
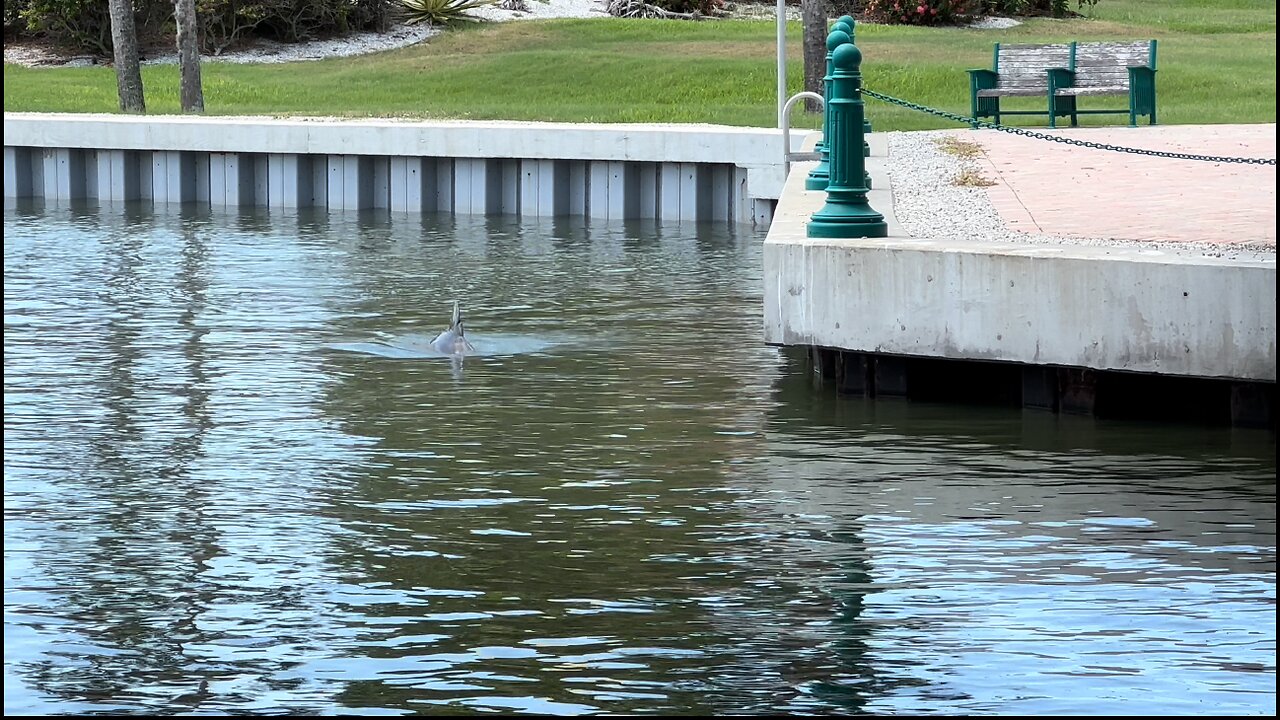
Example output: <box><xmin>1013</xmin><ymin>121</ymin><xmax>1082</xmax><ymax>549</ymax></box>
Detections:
<box><xmin>830</xmin><ymin>19</ymin><xmax>871</xmax><ymax>188</ymax></box>
<box><xmin>807</xmin><ymin>42</ymin><xmax>887</xmax><ymax>239</ymax></box>
<box><xmin>834</xmin><ymin>18</ymin><xmax>875</xmax><ymax>189</ymax></box>
<box><xmin>841</xmin><ymin>16</ymin><xmax>874</xmax><ymax>152</ymax></box>
<box><xmin>805</xmin><ymin>29</ymin><xmax>851</xmax><ymax>192</ymax></box>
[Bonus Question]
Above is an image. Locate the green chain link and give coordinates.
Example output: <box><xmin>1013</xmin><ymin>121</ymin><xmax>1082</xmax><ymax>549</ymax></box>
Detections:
<box><xmin>863</xmin><ymin>89</ymin><xmax>1278</xmax><ymax>166</ymax></box>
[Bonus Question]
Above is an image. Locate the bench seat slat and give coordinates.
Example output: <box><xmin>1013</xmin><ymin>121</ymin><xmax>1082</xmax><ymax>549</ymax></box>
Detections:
<box><xmin>999</xmin><ymin>76</ymin><xmax>1052</xmax><ymax>83</ymax></box>
<box><xmin>978</xmin><ymin>88</ymin><xmax>1048</xmax><ymax>97</ymax></box>
<box><xmin>1056</xmin><ymin>86</ymin><xmax>1129</xmax><ymax>96</ymax></box>
<box><xmin>1076</xmin><ymin>54</ymin><xmax>1150</xmax><ymax>64</ymax></box>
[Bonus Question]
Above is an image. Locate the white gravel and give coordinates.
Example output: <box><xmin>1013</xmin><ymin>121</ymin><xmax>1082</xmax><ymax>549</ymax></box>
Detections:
<box><xmin>885</xmin><ymin>130</ymin><xmax>1275</xmax><ymax>262</ymax></box>
<box><xmin>967</xmin><ymin>16</ymin><xmax>1022</xmax><ymax>30</ymax></box>
<box><xmin>471</xmin><ymin>0</ymin><xmax>607</xmax><ymax>23</ymax></box>
<box><xmin>150</xmin><ymin>23</ymin><xmax>441</xmax><ymax>65</ymax></box>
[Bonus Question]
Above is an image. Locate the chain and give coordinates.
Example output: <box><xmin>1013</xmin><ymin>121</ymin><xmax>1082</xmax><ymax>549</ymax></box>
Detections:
<box><xmin>862</xmin><ymin>89</ymin><xmax>1277</xmax><ymax>166</ymax></box>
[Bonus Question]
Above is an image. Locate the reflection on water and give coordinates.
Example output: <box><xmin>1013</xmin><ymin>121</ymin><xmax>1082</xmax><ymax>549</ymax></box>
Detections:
<box><xmin>4</xmin><ymin>202</ymin><xmax>1275</xmax><ymax>716</ymax></box>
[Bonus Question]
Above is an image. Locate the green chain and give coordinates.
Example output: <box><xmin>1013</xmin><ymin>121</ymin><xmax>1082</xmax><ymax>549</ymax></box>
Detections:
<box><xmin>863</xmin><ymin>89</ymin><xmax>1277</xmax><ymax>166</ymax></box>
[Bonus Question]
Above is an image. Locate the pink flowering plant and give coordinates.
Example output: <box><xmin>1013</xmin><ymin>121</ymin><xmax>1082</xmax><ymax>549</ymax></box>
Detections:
<box><xmin>862</xmin><ymin>0</ymin><xmax>979</xmax><ymax>26</ymax></box>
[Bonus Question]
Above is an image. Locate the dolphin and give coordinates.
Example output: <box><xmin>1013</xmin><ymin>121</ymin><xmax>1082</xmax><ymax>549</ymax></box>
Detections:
<box><xmin>430</xmin><ymin>300</ymin><xmax>476</xmax><ymax>355</ymax></box>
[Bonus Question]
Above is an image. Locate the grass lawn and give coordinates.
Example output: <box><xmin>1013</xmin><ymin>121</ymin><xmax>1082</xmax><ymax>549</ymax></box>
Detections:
<box><xmin>2</xmin><ymin>0</ymin><xmax>1274</xmax><ymax>130</ymax></box>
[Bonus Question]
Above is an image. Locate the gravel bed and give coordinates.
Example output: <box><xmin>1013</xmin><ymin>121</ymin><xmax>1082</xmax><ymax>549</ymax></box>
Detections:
<box><xmin>472</xmin><ymin>0</ymin><xmax>606</xmax><ymax>22</ymax></box>
<box><xmin>156</xmin><ymin>23</ymin><xmax>440</xmax><ymax>65</ymax></box>
<box><xmin>967</xmin><ymin>16</ymin><xmax>1022</xmax><ymax>30</ymax></box>
<box><xmin>885</xmin><ymin>130</ymin><xmax>1275</xmax><ymax>262</ymax></box>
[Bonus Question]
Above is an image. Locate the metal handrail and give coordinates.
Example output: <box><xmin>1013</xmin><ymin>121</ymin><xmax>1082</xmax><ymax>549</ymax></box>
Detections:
<box><xmin>782</xmin><ymin>91</ymin><xmax>824</xmax><ymax>174</ymax></box>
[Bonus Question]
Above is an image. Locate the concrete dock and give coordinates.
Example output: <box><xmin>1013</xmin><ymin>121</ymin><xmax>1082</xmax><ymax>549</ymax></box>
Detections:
<box><xmin>4</xmin><ymin>113</ymin><xmax>807</xmax><ymax>225</ymax></box>
<box><xmin>764</xmin><ymin>126</ymin><xmax>1276</xmax><ymax>426</ymax></box>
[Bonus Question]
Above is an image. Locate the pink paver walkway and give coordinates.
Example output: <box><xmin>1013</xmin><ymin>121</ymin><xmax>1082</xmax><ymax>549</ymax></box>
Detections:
<box><xmin>972</xmin><ymin>123</ymin><xmax>1276</xmax><ymax>247</ymax></box>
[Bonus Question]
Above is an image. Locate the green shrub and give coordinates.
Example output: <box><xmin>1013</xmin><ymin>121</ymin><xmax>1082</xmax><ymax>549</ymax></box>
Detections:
<box><xmin>10</xmin><ymin>0</ymin><xmax>399</xmax><ymax>56</ymax></box>
<box><xmin>984</xmin><ymin>1</ymin><xmax>1100</xmax><ymax>18</ymax></box>
<box><xmin>863</xmin><ymin>0</ymin><xmax>1100</xmax><ymax>25</ymax></box>
<box><xmin>18</xmin><ymin>0</ymin><xmax>113</xmax><ymax>54</ymax></box>
<box><xmin>5</xmin><ymin>0</ymin><xmax>29</xmax><ymax>37</ymax></box>
<box><xmin>651</xmin><ymin>0</ymin><xmax>723</xmax><ymax>14</ymax></box>
<box><xmin>863</xmin><ymin>0</ymin><xmax>979</xmax><ymax>26</ymax></box>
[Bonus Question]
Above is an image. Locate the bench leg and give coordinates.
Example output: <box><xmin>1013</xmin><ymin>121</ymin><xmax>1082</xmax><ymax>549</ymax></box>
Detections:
<box><xmin>1049</xmin><ymin>95</ymin><xmax>1076</xmax><ymax>129</ymax></box>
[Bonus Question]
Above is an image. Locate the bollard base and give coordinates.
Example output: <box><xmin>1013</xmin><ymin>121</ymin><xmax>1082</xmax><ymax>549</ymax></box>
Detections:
<box><xmin>806</xmin><ymin>209</ymin><xmax>888</xmax><ymax>238</ymax></box>
<box><xmin>805</xmin><ymin>170</ymin><xmax>870</xmax><ymax>192</ymax></box>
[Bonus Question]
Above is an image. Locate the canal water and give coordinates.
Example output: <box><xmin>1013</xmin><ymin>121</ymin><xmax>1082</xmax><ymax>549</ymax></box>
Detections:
<box><xmin>4</xmin><ymin>204</ymin><xmax>1275</xmax><ymax>716</ymax></box>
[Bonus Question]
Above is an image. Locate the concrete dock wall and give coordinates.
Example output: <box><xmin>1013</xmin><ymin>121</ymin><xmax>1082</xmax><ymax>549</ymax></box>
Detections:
<box><xmin>764</xmin><ymin>139</ymin><xmax>1277</xmax><ymax>385</ymax></box>
<box><xmin>4</xmin><ymin>114</ymin><xmax>808</xmax><ymax>224</ymax></box>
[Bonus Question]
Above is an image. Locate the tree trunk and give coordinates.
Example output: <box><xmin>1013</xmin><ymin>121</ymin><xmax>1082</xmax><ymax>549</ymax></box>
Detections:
<box><xmin>801</xmin><ymin>0</ymin><xmax>826</xmax><ymax>113</ymax></box>
<box><xmin>174</xmin><ymin>0</ymin><xmax>205</xmax><ymax>113</ymax></box>
<box><xmin>107</xmin><ymin>0</ymin><xmax>145</xmax><ymax>113</ymax></box>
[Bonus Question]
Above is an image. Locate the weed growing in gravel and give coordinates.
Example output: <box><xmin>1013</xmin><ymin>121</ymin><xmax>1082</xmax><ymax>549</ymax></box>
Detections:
<box><xmin>952</xmin><ymin>167</ymin><xmax>997</xmax><ymax>187</ymax></box>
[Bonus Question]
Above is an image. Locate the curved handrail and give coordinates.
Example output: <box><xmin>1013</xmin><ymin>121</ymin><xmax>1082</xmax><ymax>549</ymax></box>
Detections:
<box><xmin>782</xmin><ymin>91</ymin><xmax>824</xmax><ymax>174</ymax></box>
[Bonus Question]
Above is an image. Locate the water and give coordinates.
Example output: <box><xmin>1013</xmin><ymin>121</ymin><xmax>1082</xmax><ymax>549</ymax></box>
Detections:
<box><xmin>4</xmin><ymin>203</ymin><xmax>1275</xmax><ymax>716</ymax></box>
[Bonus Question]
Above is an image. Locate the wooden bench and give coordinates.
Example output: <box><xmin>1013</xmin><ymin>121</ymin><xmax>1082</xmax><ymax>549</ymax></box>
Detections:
<box><xmin>968</xmin><ymin>40</ymin><xmax>1158</xmax><ymax>128</ymax></box>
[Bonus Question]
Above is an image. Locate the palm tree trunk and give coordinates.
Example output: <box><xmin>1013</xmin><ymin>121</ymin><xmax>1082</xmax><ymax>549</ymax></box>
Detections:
<box><xmin>801</xmin><ymin>0</ymin><xmax>827</xmax><ymax>113</ymax></box>
<box><xmin>174</xmin><ymin>0</ymin><xmax>205</xmax><ymax>113</ymax></box>
<box><xmin>107</xmin><ymin>0</ymin><xmax>145</xmax><ymax>113</ymax></box>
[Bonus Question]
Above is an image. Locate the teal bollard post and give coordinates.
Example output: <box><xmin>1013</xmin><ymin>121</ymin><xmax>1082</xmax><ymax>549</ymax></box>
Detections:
<box><xmin>807</xmin><ymin>42</ymin><xmax>888</xmax><ymax>239</ymax></box>
<box><xmin>830</xmin><ymin>19</ymin><xmax>871</xmax><ymax>188</ymax></box>
<box><xmin>841</xmin><ymin>15</ymin><xmax>874</xmax><ymax>143</ymax></box>
<box><xmin>844</xmin><ymin>16</ymin><xmax>875</xmax><ymax>185</ymax></box>
<box><xmin>805</xmin><ymin>29</ymin><xmax>851</xmax><ymax>191</ymax></box>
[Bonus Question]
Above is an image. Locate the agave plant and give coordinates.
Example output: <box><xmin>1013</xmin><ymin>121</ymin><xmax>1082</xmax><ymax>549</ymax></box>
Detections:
<box><xmin>400</xmin><ymin>0</ymin><xmax>498</xmax><ymax>25</ymax></box>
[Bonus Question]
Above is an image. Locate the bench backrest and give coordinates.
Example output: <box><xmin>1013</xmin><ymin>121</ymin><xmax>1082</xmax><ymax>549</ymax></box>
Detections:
<box><xmin>993</xmin><ymin>43</ymin><xmax>1072</xmax><ymax>90</ymax></box>
<box><xmin>991</xmin><ymin>41</ymin><xmax>1157</xmax><ymax>91</ymax></box>
<box><xmin>1072</xmin><ymin>40</ymin><xmax>1156</xmax><ymax>89</ymax></box>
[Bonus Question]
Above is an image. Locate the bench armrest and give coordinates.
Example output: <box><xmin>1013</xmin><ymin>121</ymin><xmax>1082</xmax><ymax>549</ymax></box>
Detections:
<box><xmin>1128</xmin><ymin>65</ymin><xmax>1157</xmax><ymax>120</ymax></box>
<box><xmin>1046</xmin><ymin>67</ymin><xmax>1076</xmax><ymax>89</ymax></box>
<box><xmin>968</xmin><ymin>69</ymin><xmax>999</xmax><ymax>121</ymax></box>
<box><xmin>968</xmin><ymin>68</ymin><xmax>998</xmax><ymax>91</ymax></box>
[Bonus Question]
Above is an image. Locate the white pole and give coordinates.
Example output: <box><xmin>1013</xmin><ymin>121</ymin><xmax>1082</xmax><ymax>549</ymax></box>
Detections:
<box><xmin>776</xmin><ymin>0</ymin><xmax>786</xmax><ymax>127</ymax></box>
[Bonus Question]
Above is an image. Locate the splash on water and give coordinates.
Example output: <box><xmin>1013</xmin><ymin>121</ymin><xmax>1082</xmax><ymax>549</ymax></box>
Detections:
<box><xmin>326</xmin><ymin>332</ymin><xmax>563</xmax><ymax>360</ymax></box>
